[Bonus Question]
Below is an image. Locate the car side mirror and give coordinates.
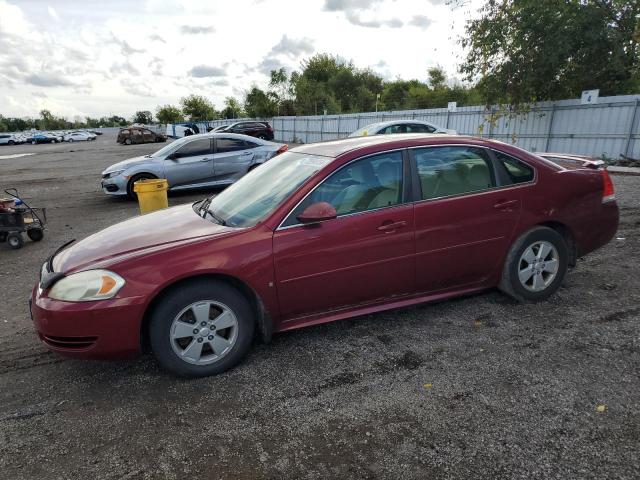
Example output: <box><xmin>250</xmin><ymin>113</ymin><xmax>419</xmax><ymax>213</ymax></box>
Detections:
<box><xmin>296</xmin><ymin>202</ymin><xmax>337</xmax><ymax>224</ymax></box>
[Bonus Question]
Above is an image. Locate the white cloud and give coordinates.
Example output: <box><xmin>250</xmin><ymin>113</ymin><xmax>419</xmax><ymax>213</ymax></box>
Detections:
<box><xmin>0</xmin><ymin>0</ymin><xmax>485</xmax><ymax>118</ymax></box>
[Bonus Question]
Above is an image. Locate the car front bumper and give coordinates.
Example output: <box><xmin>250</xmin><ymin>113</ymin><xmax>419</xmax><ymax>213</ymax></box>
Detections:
<box><xmin>101</xmin><ymin>176</ymin><xmax>128</xmax><ymax>195</ymax></box>
<box><xmin>31</xmin><ymin>286</ymin><xmax>146</xmax><ymax>359</ymax></box>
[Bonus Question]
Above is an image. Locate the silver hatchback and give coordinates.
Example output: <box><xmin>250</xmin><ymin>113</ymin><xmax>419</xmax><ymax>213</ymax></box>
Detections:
<box><xmin>101</xmin><ymin>133</ymin><xmax>287</xmax><ymax>198</ymax></box>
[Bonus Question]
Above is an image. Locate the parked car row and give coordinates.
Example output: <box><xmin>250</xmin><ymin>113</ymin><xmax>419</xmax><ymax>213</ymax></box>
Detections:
<box><xmin>30</xmin><ymin>127</ymin><xmax>619</xmax><ymax>378</ymax></box>
<box><xmin>0</xmin><ymin>130</ymin><xmax>98</xmax><ymax>145</ymax></box>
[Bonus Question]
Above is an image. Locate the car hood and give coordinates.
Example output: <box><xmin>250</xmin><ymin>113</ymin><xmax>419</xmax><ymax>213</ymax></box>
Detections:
<box><xmin>102</xmin><ymin>155</ymin><xmax>155</xmax><ymax>174</ymax></box>
<box><xmin>53</xmin><ymin>204</ymin><xmax>235</xmax><ymax>273</ymax></box>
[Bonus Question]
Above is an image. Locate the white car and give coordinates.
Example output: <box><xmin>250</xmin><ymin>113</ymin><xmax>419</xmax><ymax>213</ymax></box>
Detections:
<box><xmin>64</xmin><ymin>131</ymin><xmax>96</xmax><ymax>142</ymax></box>
<box><xmin>0</xmin><ymin>133</ymin><xmax>22</xmax><ymax>145</ymax></box>
<box><xmin>349</xmin><ymin>119</ymin><xmax>456</xmax><ymax>137</ymax></box>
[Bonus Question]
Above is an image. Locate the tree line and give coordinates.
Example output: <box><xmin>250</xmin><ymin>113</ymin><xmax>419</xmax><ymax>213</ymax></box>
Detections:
<box><xmin>1</xmin><ymin>0</ymin><xmax>637</xmax><ymax>131</ymax></box>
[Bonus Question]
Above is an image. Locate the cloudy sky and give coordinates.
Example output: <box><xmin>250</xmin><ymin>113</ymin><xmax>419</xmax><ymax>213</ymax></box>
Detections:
<box><xmin>0</xmin><ymin>0</ymin><xmax>483</xmax><ymax>119</ymax></box>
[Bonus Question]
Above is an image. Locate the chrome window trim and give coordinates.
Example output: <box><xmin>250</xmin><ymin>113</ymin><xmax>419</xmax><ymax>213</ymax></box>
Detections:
<box><xmin>407</xmin><ymin>144</ymin><xmax>538</xmax><ymax>205</ymax></box>
<box><xmin>276</xmin><ymin>147</ymin><xmax>408</xmax><ymax>231</ymax></box>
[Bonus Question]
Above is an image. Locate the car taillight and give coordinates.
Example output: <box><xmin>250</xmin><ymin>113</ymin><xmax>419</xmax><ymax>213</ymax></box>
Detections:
<box><xmin>267</xmin><ymin>124</ymin><xmax>273</xmax><ymax>131</ymax></box>
<box><xmin>602</xmin><ymin>169</ymin><xmax>615</xmax><ymax>203</ymax></box>
<box><xmin>275</xmin><ymin>144</ymin><xmax>288</xmax><ymax>156</ymax></box>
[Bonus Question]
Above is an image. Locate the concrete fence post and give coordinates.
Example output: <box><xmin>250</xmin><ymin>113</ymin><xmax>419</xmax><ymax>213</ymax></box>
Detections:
<box><xmin>320</xmin><ymin>116</ymin><xmax>324</xmax><ymax>141</ymax></box>
<box><xmin>337</xmin><ymin>115</ymin><xmax>341</xmax><ymax>139</ymax></box>
<box><xmin>624</xmin><ymin>99</ymin><xmax>639</xmax><ymax>159</ymax></box>
<box><xmin>544</xmin><ymin>103</ymin><xmax>556</xmax><ymax>152</ymax></box>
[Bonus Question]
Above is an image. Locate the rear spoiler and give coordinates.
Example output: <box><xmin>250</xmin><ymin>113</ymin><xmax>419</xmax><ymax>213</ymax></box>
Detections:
<box><xmin>536</xmin><ymin>152</ymin><xmax>605</xmax><ymax>170</ymax></box>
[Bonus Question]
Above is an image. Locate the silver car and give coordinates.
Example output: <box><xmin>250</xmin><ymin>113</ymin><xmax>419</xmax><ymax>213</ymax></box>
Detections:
<box><xmin>101</xmin><ymin>133</ymin><xmax>287</xmax><ymax>198</ymax></box>
<box><xmin>348</xmin><ymin>119</ymin><xmax>456</xmax><ymax>137</ymax></box>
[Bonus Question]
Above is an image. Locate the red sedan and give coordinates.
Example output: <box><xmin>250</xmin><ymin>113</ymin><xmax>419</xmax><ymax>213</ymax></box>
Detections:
<box><xmin>31</xmin><ymin>135</ymin><xmax>619</xmax><ymax>377</ymax></box>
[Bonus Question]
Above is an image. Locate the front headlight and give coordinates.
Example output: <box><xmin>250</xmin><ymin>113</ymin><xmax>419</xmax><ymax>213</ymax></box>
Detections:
<box><xmin>48</xmin><ymin>270</ymin><xmax>125</xmax><ymax>302</ymax></box>
<box><xmin>103</xmin><ymin>170</ymin><xmax>124</xmax><ymax>179</ymax></box>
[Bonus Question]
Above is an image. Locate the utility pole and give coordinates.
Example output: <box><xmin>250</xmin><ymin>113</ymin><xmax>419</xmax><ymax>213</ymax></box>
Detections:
<box><xmin>375</xmin><ymin>93</ymin><xmax>380</xmax><ymax>113</ymax></box>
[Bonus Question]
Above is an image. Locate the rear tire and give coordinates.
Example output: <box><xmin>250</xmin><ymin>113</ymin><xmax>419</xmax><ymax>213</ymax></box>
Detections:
<box><xmin>149</xmin><ymin>280</ymin><xmax>255</xmax><ymax>377</ymax></box>
<box><xmin>8</xmin><ymin>140</ymin><xmax>14</xmax><ymax>145</ymax></box>
<box><xmin>499</xmin><ymin>227</ymin><xmax>568</xmax><ymax>302</ymax></box>
<box><xmin>124</xmin><ymin>138</ymin><xmax>132</xmax><ymax>145</ymax></box>
<box><xmin>27</xmin><ymin>228</ymin><xmax>44</xmax><ymax>241</ymax></box>
<box><xmin>68</xmin><ymin>138</ymin><xmax>74</xmax><ymax>143</ymax></box>
<box><xmin>7</xmin><ymin>233</ymin><xmax>24</xmax><ymax>249</ymax></box>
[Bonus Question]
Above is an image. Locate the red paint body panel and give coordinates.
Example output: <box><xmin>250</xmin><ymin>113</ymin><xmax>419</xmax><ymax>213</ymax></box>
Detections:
<box><xmin>31</xmin><ymin>135</ymin><xmax>619</xmax><ymax>360</ymax></box>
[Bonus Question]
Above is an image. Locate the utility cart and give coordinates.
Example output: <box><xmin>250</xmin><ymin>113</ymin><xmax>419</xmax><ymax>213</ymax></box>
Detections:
<box><xmin>0</xmin><ymin>189</ymin><xmax>47</xmax><ymax>250</ymax></box>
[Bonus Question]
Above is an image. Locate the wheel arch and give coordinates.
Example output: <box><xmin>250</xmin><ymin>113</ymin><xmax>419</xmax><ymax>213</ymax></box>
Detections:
<box><xmin>537</xmin><ymin>220</ymin><xmax>577</xmax><ymax>267</ymax></box>
<box><xmin>139</xmin><ymin>273</ymin><xmax>273</xmax><ymax>354</ymax></box>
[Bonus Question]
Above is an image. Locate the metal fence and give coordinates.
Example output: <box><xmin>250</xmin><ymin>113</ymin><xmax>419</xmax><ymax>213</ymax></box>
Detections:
<box><xmin>170</xmin><ymin>94</ymin><xmax>640</xmax><ymax>159</ymax></box>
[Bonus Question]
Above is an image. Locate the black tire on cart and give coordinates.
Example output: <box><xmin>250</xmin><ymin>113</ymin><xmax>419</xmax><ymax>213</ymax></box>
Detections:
<box><xmin>27</xmin><ymin>228</ymin><xmax>44</xmax><ymax>242</ymax></box>
<box><xmin>7</xmin><ymin>232</ymin><xmax>24</xmax><ymax>249</ymax></box>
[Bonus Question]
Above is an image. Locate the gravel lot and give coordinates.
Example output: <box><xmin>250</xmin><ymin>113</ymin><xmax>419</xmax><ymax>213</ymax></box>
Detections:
<box><xmin>0</xmin><ymin>134</ymin><xmax>639</xmax><ymax>479</ymax></box>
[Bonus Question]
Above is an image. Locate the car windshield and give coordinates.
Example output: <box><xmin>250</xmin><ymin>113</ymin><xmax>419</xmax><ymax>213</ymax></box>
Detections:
<box><xmin>202</xmin><ymin>152</ymin><xmax>332</xmax><ymax>228</ymax></box>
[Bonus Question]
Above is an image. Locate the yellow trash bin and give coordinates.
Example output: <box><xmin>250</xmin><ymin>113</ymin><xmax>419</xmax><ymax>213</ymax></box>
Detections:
<box><xmin>133</xmin><ymin>179</ymin><xmax>168</xmax><ymax>214</ymax></box>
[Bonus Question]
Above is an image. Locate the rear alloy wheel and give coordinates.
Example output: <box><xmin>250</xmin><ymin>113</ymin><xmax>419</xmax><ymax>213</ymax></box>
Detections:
<box><xmin>499</xmin><ymin>227</ymin><xmax>568</xmax><ymax>302</ymax></box>
<box><xmin>124</xmin><ymin>138</ymin><xmax>132</xmax><ymax>145</ymax></box>
<box><xmin>149</xmin><ymin>280</ymin><xmax>255</xmax><ymax>377</ymax></box>
<box><xmin>7</xmin><ymin>233</ymin><xmax>24</xmax><ymax>250</ymax></box>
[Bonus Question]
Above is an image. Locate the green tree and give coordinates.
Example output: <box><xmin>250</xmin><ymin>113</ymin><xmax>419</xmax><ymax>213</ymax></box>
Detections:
<box><xmin>460</xmin><ymin>0</ymin><xmax>640</xmax><ymax>106</ymax></box>
<box><xmin>156</xmin><ymin>105</ymin><xmax>184</xmax><ymax>124</ymax></box>
<box><xmin>180</xmin><ymin>94</ymin><xmax>217</xmax><ymax>121</ymax></box>
<box><xmin>244</xmin><ymin>87</ymin><xmax>278</xmax><ymax>118</ymax></box>
<box><xmin>133</xmin><ymin>110</ymin><xmax>153</xmax><ymax>124</ymax></box>
<box><xmin>221</xmin><ymin>97</ymin><xmax>245</xmax><ymax>119</ymax></box>
<box><xmin>427</xmin><ymin>67</ymin><xmax>446</xmax><ymax>90</ymax></box>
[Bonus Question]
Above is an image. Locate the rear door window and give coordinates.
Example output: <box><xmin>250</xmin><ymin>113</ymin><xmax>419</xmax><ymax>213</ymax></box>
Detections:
<box><xmin>407</xmin><ymin>123</ymin><xmax>436</xmax><ymax>133</ymax></box>
<box><xmin>216</xmin><ymin>138</ymin><xmax>251</xmax><ymax>153</ymax></box>
<box><xmin>413</xmin><ymin>146</ymin><xmax>495</xmax><ymax>200</ymax></box>
<box><xmin>494</xmin><ymin>151</ymin><xmax>535</xmax><ymax>184</ymax></box>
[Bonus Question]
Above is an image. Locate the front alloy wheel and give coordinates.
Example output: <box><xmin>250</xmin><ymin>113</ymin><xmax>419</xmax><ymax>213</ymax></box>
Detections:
<box><xmin>170</xmin><ymin>301</ymin><xmax>239</xmax><ymax>365</ymax></box>
<box><xmin>149</xmin><ymin>280</ymin><xmax>255</xmax><ymax>377</ymax></box>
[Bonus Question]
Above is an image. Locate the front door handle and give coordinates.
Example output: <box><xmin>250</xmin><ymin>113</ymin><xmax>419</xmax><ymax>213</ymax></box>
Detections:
<box><xmin>242</xmin><ymin>151</ymin><xmax>253</xmax><ymax>156</ymax></box>
<box><xmin>377</xmin><ymin>220</ymin><xmax>407</xmax><ymax>233</ymax></box>
<box><xmin>200</xmin><ymin>158</ymin><xmax>212</xmax><ymax>162</ymax></box>
<box><xmin>493</xmin><ymin>199</ymin><xmax>519</xmax><ymax>211</ymax></box>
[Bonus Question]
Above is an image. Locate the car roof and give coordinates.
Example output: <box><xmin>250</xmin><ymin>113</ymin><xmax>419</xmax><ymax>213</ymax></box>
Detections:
<box><xmin>363</xmin><ymin>119</ymin><xmax>438</xmax><ymax>129</ymax></box>
<box><xmin>290</xmin><ymin>134</ymin><xmax>527</xmax><ymax>159</ymax></box>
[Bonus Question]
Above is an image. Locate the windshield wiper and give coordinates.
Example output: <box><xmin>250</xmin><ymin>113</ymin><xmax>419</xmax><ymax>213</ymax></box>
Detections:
<box><xmin>197</xmin><ymin>198</ymin><xmax>226</xmax><ymax>225</ymax></box>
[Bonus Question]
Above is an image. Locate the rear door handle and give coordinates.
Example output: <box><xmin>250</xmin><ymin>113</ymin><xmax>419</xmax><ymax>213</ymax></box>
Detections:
<box><xmin>377</xmin><ymin>220</ymin><xmax>407</xmax><ymax>232</ymax></box>
<box><xmin>493</xmin><ymin>199</ymin><xmax>519</xmax><ymax>211</ymax></box>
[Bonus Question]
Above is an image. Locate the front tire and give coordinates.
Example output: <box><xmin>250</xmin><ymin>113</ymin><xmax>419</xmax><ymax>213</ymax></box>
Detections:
<box><xmin>7</xmin><ymin>233</ymin><xmax>24</xmax><ymax>249</ymax></box>
<box><xmin>126</xmin><ymin>173</ymin><xmax>156</xmax><ymax>200</ymax></box>
<box><xmin>149</xmin><ymin>280</ymin><xmax>255</xmax><ymax>377</ymax></box>
<box><xmin>499</xmin><ymin>227</ymin><xmax>568</xmax><ymax>302</ymax></box>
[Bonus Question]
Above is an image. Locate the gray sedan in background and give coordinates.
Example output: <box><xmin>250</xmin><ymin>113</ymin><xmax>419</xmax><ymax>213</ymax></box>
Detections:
<box><xmin>101</xmin><ymin>133</ymin><xmax>288</xmax><ymax>198</ymax></box>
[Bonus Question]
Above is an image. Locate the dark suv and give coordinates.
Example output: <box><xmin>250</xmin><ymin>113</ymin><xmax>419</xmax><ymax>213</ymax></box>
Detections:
<box><xmin>117</xmin><ymin>127</ymin><xmax>167</xmax><ymax>145</ymax></box>
<box><xmin>215</xmin><ymin>121</ymin><xmax>274</xmax><ymax>140</ymax></box>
